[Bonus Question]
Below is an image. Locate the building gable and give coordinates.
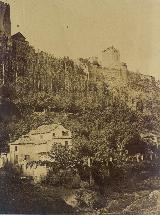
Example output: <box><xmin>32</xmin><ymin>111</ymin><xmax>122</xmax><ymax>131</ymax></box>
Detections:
<box><xmin>11</xmin><ymin>32</ymin><xmax>26</xmax><ymax>41</ymax></box>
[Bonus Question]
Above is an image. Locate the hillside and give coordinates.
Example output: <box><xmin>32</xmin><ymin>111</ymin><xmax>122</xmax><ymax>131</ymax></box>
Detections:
<box><xmin>0</xmin><ymin>30</ymin><xmax>160</xmax><ymax>186</ymax></box>
<box><xmin>0</xmin><ymin>2</ymin><xmax>160</xmax><ymax>214</ymax></box>
<box><xmin>89</xmin><ymin>64</ymin><xmax>160</xmax><ymax>131</ymax></box>
<box><xmin>90</xmin><ymin>65</ymin><xmax>160</xmax><ymax>112</ymax></box>
<box><xmin>0</xmin><ymin>50</ymin><xmax>160</xmax><ymax>151</ymax></box>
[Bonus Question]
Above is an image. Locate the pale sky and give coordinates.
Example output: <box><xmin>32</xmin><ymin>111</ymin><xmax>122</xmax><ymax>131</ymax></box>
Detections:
<box><xmin>3</xmin><ymin>0</ymin><xmax>160</xmax><ymax>79</ymax></box>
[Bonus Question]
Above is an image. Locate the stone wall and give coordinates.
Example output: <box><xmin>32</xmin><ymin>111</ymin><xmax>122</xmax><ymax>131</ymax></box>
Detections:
<box><xmin>0</xmin><ymin>2</ymin><xmax>11</xmax><ymax>37</ymax></box>
<box><xmin>102</xmin><ymin>46</ymin><xmax>120</xmax><ymax>69</ymax></box>
<box><xmin>22</xmin><ymin>161</ymin><xmax>48</xmax><ymax>182</ymax></box>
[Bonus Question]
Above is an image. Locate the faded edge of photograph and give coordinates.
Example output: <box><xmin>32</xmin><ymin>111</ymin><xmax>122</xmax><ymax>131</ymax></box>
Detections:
<box><xmin>0</xmin><ymin>0</ymin><xmax>160</xmax><ymax>214</ymax></box>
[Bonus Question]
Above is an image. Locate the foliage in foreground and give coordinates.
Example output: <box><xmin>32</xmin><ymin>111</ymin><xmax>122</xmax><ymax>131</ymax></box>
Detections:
<box><xmin>0</xmin><ymin>163</ymin><xmax>75</xmax><ymax>214</ymax></box>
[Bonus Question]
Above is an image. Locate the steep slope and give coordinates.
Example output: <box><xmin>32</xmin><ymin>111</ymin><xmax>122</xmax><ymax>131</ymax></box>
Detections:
<box><xmin>89</xmin><ymin>65</ymin><xmax>160</xmax><ymax>117</ymax></box>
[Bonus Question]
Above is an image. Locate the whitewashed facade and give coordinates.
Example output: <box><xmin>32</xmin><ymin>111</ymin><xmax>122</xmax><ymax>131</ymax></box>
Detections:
<box><xmin>9</xmin><ymin>124</ymin><xmax>72</xmax><ymax>181</ymax></box>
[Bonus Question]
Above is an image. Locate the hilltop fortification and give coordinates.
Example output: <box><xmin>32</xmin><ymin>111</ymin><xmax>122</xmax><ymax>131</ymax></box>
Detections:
<box><xmin>102</xmin><ymin>46</ymin><xmax>120</xmax><ymax>69</ymax></box>
<box><xmin>0</xmin><ymin>1</ymin><xmax>159</xmax><ymax>118</ymax></box>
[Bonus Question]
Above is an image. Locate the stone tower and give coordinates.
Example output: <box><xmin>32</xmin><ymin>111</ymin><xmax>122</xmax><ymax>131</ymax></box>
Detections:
<box><xmin>102</xmin><ymin>46</ymin><xmax>120</xmax><ymax>69</ymax></box>
<box><xmin>0</xmin><ymin>1</ymin><xmax>11</xmax><ymax>38</ymax></box>
<box><xmin>0</xmin><ymin>2</ymin><xmax>11</xmax><ymax>85</ymax></box>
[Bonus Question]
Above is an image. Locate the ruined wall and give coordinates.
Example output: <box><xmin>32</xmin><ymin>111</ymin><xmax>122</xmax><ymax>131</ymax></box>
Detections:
<box><xmin>102</xmin><ymin>46</ymin><xmax>120</xmax><ymax>69</ymax></box>
<box><xmin>0</xmin><ymin>2</ymin><xmax>11</xmax><ymax>85</ymax></box>
<box><xmin>0</xmin><ymin>2</ymin><xmax>11</xmax><ymax>37</ymax></box>
<box><xmin>22</xmin><ymin>162</ymin><xmax>48</xmax><ymax>182</ymax></box>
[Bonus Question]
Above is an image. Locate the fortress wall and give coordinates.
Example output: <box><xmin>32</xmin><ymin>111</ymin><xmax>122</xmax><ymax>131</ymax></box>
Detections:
<box><xmin>0</xmin><ymin>1</ymin><xmax>11</xmax><ymax>37</ymax></box>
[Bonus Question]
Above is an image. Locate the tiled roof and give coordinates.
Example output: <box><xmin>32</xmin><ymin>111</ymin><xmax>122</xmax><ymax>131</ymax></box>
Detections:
<box><xmin>10</xmin><ymin>138</ymin><xmax>47</xmax><ymax>145</ymax></box>
<box><xmin>10</xmin><ymin>137</ymin><xmax>34</xmax><ymax>145</ymax></box>
<box><xmin>29</xmin><ymin>123</ymin><xmax>60</xmax><ymax>135</ymax></box>
<box><xmin>10</xmin><ymin>124</ymin><xmax>70</xmax><ymax>145</ymax></box>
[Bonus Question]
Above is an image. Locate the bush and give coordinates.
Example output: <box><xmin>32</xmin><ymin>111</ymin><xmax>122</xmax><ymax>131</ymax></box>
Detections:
<box><xmin>2</xmin><ymin>162</ymin><xmax>22</xmax><ymax>184</ymax></box>
<box><xmin>75</xmin><ymin>188</ymin><xmax>106</xmax><ymax>209</ymax></box>
<box><xmin>44</xmin><ymin>168</ymin><xmax>81</xmax><ymax>188</ymax></box>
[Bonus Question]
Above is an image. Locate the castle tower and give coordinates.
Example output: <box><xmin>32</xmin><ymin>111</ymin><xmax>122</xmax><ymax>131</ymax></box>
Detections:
<box><xmin>0</xmin><ymin>1</ymin><xmax>11</xmax><ymax>38</ymax></box>
<box><xmin>102</xmin><ymin>46</ymin><xmax>120</xmax><ymax>69</ymax></box>
<box><xmin>0</xmin><ymin>2</ymin><xmax>11</xmax><ymax>85</ymax></box>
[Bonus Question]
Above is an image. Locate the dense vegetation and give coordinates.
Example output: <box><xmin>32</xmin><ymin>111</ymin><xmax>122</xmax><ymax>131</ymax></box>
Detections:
<box><xmin>0</xmin><ymin>34</ymin><xmax>160</xmax><ymax>214</ymax></box>
<box><xmin>0</xmin><ymin>163</ymin><xmax>75</xmax><ymax>214</ymax></box>
<box><xmin>0</xmin><ymin>35</ymin><xmax>160</xmax><ymax>187</ymax></box>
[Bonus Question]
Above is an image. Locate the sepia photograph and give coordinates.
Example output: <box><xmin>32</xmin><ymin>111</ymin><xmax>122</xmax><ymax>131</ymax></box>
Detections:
<box><xmin>0</xmin><ymin>0</ymin><xmax>160</xmax><ymax>214</ymax></box>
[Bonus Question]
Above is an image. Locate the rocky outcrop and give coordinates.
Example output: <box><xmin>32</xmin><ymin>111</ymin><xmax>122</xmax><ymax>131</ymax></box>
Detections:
<box><xmin>64</xmin><ymin>188</ymin><xmax>105</xmax><ymax>211</ymax></box>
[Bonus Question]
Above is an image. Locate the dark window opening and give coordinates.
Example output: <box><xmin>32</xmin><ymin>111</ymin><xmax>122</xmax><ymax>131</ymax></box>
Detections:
<box><xmin>62</xmin><ymin>131</ymin><xmax>69</xmax><ymax>136</ymax></box>
<box><xmin>15</xmin><ymin>146</ymin><xmax>18</xmax><ymax>151</ymax></box>
<box><xmin>65</xmin><ymin>141</ymin><xmax>68</xmax><ymax>147</ymax></box>
<box><xmin>24</xmin><ymin>155</ymin><xmax>30</xmax><ymax>161</ymax></box>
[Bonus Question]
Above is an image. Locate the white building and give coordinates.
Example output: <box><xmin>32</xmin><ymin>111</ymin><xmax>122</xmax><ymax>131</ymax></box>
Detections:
<box><xmin>9</xmin><ymin>123</ymin><xmax>72</xmax><ymax>181</ymax></box>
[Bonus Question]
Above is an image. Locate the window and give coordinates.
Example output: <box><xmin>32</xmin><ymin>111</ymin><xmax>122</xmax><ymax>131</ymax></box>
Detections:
<box><xmin>53</xmin><ymin>133</ymin><xmax>55</xmax><ymax>137</ymax></box>
<box><xmin>15</xmin><ymin>146</ymin><xmax>18</xmax><ymax>151</ymax></box>
<box><xmin>24</xmin><ymin>155</ymin><xmax>30</xmax><ymax>161</ymax></box>
<box><xmin>23</xmin><ymin>135</ymin><xmax>29</xmax><ymax>138</ymax></box>
<box><xmin>40</xmin><ymin>134</ymin><xmax>43</xmax><ymax>139</ymax></box>
<box><xmin>62</xmin><ymin>131</ymin><xmax>69</xmax><ymax>136</ymax></box>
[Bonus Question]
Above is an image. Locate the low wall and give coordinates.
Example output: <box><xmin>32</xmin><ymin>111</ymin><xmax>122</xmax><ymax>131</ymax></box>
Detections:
<box><xmin>21</xmin><ymin>162</ymin><xmax>48</xmax><ymax>182</ymax></box>
<box><xmin>0</xmin><ymin>153</ymin><xmax>10</xmax><ymax>168</ymax></box>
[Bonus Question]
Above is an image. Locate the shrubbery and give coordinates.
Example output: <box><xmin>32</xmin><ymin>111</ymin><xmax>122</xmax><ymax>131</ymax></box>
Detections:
<box><xmin>45</xmin><ymin>168</ymin><xmax>81</xmax><ymax>188</ymax></box>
